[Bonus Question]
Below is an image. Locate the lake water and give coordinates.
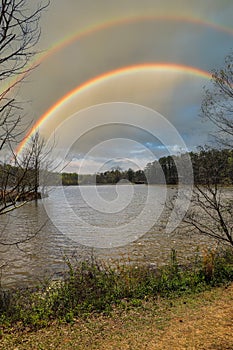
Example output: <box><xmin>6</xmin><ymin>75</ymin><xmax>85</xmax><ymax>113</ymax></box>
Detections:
<box><xmin>0</xmin><ymin>185</ymin><xmax>217</xmax><ymax>287</ymax></box>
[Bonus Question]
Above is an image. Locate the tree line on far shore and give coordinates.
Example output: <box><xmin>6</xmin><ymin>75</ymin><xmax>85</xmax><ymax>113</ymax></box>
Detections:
<box><xmin>1</xmin><ymin>146</ymin><xmax>232</xmax><ymax>190</ymax></box>
<box><xmin>62</xmin><ymin>168</ymin><xmax>146</xmax><ymax>185</ymax></box>
<box><xmin>60</xmin><ymin>147</ymin><xmax>233</xmax><ymax>186</ymax></box>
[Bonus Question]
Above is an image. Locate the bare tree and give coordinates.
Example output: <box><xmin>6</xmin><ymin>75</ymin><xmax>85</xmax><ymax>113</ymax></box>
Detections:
<box><xmin>21</xmin><ymin>131</ymin><xmax>46</xmax><ymax>199</ymax></box>
<box><xmin>0</xmin><ymin>129</ymin><xmax>57</xmax><ymax>214</ymax></box>
<box><xmin>170</xmin><ymin>52</ymin><xmax>233</xmax><ymax>247</ymax></box>
<box><xmin>0</xmin><ymin>0</ymin><xmax>49</xmax><ymax>214</ymax></box>
<box><xmin>182</xmin><ymin>147</ymin><xmax>233</xmax><ymax>247</ymax></box>
<box><xmin>201</xmin><ymin>51</ymin><xmax>233</xmax><ymax>148</ymax></box>
<box><xmin>21</xmin><ymin>130</ymin><xmax>57</xmax><ymax>197</ymax></box>
<box><xmin>180</xmin><ymin>53</ymin><xmax>233</xmax><ymax>248</ymax></box>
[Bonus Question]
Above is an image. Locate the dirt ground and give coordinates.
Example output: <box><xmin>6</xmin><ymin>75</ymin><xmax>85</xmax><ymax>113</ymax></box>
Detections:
<box><xmin>1</xmin><ymin>283</ymin><xmax>233</xmax><ymax>350</ymax></box>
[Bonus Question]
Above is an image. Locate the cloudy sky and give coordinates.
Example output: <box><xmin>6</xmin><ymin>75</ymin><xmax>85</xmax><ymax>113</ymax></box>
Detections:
<box><xmin>16</xmin><ymin>0</ymin><xmax>233</xmax><ymax>173</ymax></box>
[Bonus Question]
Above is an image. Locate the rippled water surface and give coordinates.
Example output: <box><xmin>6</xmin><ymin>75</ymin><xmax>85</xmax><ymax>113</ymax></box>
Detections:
<box><xmin>0</xmin><ymin>185</ymin><xmax>222</xmax><ymax>287</ymax></box>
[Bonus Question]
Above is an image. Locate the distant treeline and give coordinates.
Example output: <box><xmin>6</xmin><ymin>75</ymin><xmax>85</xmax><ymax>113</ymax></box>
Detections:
<box><xmin>1</xmin><ymin>148</ymin><xmax>232</xmax><ymax>187</ymax></box>
<box><xmin>61</xmin><ymin>148</ymin><xmax>233</xmax><ymax>186</ymax></box>
<box><xmin>62</xmin><ymin>169</ymin><xmax>146</xmax><ymax>186</ymax></box>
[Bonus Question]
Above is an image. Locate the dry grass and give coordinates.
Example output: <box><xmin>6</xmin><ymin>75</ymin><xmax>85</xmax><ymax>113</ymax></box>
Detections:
<box><xmin>1</xmin><ymin>283</ymin><xmax>233</xmax><ymax>350</ymax></box>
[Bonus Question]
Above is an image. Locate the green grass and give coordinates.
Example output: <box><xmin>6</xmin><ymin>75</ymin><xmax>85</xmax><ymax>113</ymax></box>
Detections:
<box><xmin>0</xmin><ymin>247</ymin><xmax>233</xmax><ymax>331</ymax></box>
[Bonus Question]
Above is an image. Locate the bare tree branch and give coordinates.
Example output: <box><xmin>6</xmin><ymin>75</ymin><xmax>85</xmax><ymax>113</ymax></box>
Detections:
<box><xmin>201</xmin><ymin>51</ymin><xmax>233</xmax><ymax>148</ymax></box>
<box><xmin>0</xmin><ymin>1</ymin><xmax>49</xmax><ymax>250</ymax></box>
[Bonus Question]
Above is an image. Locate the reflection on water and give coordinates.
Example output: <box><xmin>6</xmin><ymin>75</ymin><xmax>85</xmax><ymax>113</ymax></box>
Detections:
<box><xmin>0</xmin><ymin>185</ymin><xmax>216</xmax><ymax>287</ymax></box>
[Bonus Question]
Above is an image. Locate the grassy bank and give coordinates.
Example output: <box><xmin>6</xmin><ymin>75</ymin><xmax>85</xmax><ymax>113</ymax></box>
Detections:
<box><xmin>0</xmin><ymin>247</ymin><xmax>233</xmax><ymax>331</ymax></box>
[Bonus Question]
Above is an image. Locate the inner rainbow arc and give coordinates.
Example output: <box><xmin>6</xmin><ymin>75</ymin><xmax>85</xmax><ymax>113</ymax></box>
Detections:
<box><xmin>16</xmin><ymin>62</ymin><xmax>212</xmax><ymax>155</ymax></box>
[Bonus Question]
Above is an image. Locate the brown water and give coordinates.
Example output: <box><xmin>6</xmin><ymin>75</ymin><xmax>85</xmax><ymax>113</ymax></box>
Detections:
<box><xmin>0</xmin><ymin>185</ymin><xmax>219</xmax><ymax>287</ymax></box>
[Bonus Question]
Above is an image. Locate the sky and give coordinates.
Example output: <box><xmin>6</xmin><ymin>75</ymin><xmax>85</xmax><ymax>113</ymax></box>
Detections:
<box><xmin>14</xmin><ymin>0</ymin><xmax>233</xmax><ymax>173</ymax></box>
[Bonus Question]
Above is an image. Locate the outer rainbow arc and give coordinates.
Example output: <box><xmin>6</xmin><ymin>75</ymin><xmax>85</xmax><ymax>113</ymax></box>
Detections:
<box><xmin>1</xmin><ymin>13</ymin><xmax>232</xmax><ymax>96</ymax></box>
<box><xmin>37</xmin><ymin>14</ymin><xmax>233</xmax><ymax>64</ymax></box>
<box><xmin>17</xmin><ymin>62</ymin><xmax>212</xmax><ymax>155</ymax></box>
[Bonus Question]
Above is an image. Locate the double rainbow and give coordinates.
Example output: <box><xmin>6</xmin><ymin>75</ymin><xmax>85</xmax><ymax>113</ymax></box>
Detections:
<box><xmin>14</xmin><ymin>14</ymin><xmax>232</xmax><ymax>154</ymax></box>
